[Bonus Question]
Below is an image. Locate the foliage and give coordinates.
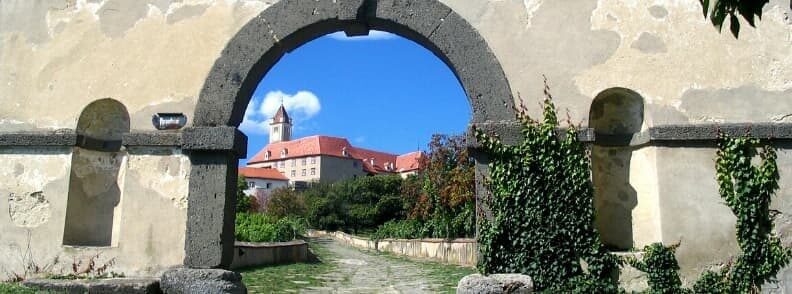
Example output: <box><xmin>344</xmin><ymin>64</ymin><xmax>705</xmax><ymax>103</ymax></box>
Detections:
<box><xmin>236</xmin><ymin>176</ymin><xmax>252</xmax><ymax>213</ymax></box>
<box><xmin>303</xmin><ymin>175</ymin><xmax>406</xmax><ymax>233</ymax></box>
<box><xmin>630</xmin><ymin>135</ymin><xmax>791</xmax><ymax>293</ymax></box>
<box><xmin>234</xmin><ymin>213</ymin><xmax>305</xmax><ymax>242</ymax></box>
<box><xmin>266</xmin><ymin>188</ymin><xmax>307</xmax><ymax>219</ymax></box>
<box><xmin>698</xmin><ymin>0</ymin><xmax>769</xmax><ymax>38</ymax></box>
<box><xmin>298</xmin><ymin>134</ymin><xmax>474</xmax><ymax>239</ymax></box>
<box><xmin>473</xmin><ymin>79</ymin><xmax>618</xmax><ymax>291</ymax></box>
<box><xmin>626</xmin><ymin>243</ymin><xmax>686</xmax><ymax>294</ymax></box>
<box><xmin>371</xmin><ymin>219</ymin><xmax>424</xmax><ymax>240</ymax></box>
<box><xmin>692</xmin><ymin>268</ymin><xmax>730</xmax><ymax>293</ymax></box>
<box><xmin>713</xmin><ymin>135</ymin><xmax>791</xmax><ymax>292</ymax></box>
<box><xmin>398</xmin><ymin>134</ymin><xmax>476</xmax><ymax>239</ymax></box>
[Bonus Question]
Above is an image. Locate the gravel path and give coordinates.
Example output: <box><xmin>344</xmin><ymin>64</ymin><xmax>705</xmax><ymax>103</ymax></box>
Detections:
<box><xmin>302</xmin><ymin>238</ymin><xmax>439</xmax><ymax>293</ymax></box>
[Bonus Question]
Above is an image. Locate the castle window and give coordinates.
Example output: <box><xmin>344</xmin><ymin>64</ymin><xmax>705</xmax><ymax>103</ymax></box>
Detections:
<box><xmin>310</xmin><ymin>168</ymin><xmax>316</xmax><ymax>175</ymax></box>
<box><xmin>291</xmin><ymin>160</ymin><xmax>295</xmax><ymax>167</ymax></box>
<box><xmin>281</xmin><ymin>148</ymin><xmax>288</xmax><ymax>158</ymax></box>
<box><xmin>264</xmin><ymin>151</ymin><xmax>271</xmax><ymax>160</ymax></box>
<box><xmin>342</xmin><ymin>147</ymin><xmax>349</xmax><ymax>157</ymax></box>
<box><xmin>279</xmin><ymin>161</ymin><xmax>285</xmax><ymax>168</ymax></box>
<box><xmin>266</xmin><ymin>183</ymin><xmax>272</xmax><ymax>189</ymax></box>
<box><xmin>301</xmin><ymin>169</ymin><xmax>306</xmax><ymax>176</ymax></box>
<box><xmin>291</xmin><ymin>170</ymin><xmax>296</xmax><ymax>177</ymax></box>
<box><xmin>301</xmin><ymin>158</ymin><xmax>307</xmax><ymax>165</ymax></box>
<box><xmin>310</xmin><ymin>157</ymin><xmax>317</xmax><ymax>164</ymax></box>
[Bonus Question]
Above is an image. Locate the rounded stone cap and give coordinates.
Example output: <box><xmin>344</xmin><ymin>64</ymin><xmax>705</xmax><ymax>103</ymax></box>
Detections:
<box><xmin>457</xmin><ymin>273</ymin><xmax>534</xmax><ymax>294</ymax></box>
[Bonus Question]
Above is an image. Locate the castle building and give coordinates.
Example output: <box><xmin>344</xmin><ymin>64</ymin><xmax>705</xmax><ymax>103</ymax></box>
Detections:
<box><xmin>245</xmin><ymin>105</ymin><xmax>424</xmax><ymax>185</ymax></box>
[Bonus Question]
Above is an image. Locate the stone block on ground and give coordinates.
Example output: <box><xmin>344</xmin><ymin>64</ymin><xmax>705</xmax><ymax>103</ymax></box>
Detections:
<box><xmin>22</xmin><ymin>278</ymin><xmax>161</xmax><ymax>294</ymax></box>
<box><xmin>160</xmin><ymin>268</ymin><xmax>246</xmax><ymax>294</ymax></box>
<box><xmin>457</xmin><ymin>273</ymin><xmax>533</xmax><ymax>294</ymax></box>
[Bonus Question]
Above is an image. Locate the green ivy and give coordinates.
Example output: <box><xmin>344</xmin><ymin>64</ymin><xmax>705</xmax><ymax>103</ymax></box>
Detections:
<box><xmin>632</xmin><ymin>135</ymin><xmax>791</xmax><ymax>293</ymax></box>
<box><xmin>692</xmin><ymin>268</ymin><xmax>730</xmax><ymax>293</ymax></box>
<box><xmin>627</xmin><ymin>243</ymin><xmax>686</xmax><ymax>294</ymax></box>
<box><xmin>474</xmin><ymin>80</ymin><xmax>618</xmax><ymax>291</ymax></box>
<box><xmin>713</xmin><ymin>135</ymin><xmax>791</xmax><ymax>293</ymax></box>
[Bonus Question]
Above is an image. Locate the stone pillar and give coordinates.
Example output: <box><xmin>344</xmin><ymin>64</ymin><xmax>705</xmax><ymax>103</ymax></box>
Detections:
<box><xmin>185</xmin><ymin>152</ymin><xmax>238</xmax><ymax>268</ymax></box>
<box><xmin>181</xmin><ymin>127</ymin><xmax>247</xmax><ymax>269</ymax></box>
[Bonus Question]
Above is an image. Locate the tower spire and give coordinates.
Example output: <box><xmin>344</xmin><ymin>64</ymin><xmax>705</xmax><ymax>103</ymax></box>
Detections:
<box><xmin>269</xmin><ymin>104</ymin><xmax>292</xmax><ymax>143</ymax></box>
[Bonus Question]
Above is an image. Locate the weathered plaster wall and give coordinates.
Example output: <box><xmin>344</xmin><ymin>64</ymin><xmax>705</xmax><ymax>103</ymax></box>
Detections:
<box><xmin>444</xmin><ymin>0</ymin><xmax>792</xmax><ymax>125</ymax></box>
<box><xmin>3</xmin><ymin>0</ymin><xmax>790</xmax><ymax>132</ymax></box>
<box><xmin>0</xmin><ymin>147</ymin><xmax>189</xmax><ymax>279</ymax></box>
<box><xmin>654</xmin><ymin>145</ymin><xmax>792</xmax><ymax>285</ymax></box>
<box><xmin>0</xmin><ymin>0</ymin><xmax>271</xmax><ymax>132</ymax></box>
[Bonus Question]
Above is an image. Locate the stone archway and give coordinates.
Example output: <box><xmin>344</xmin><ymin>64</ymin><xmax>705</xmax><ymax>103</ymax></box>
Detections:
<box><xmin>185</xmin><ymin>0</ymin><xmax>516</xmax><ymax>269</ymax></box>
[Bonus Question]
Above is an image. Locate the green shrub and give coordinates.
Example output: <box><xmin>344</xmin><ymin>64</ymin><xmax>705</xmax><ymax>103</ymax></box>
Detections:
<box><xmin>371</xmin><ymin>220</ymin><xmax>424</xmax><ymax>240</ymax></box>
<box><xmin>234</xmin><ymin>213</ymin><xmax>305</xmax><ymax>242</ymax></box>
<box><xmin>236</xmin><ymin>176</ymin><xmax>252</xmax><ymax>213</ymax></box>
<box><xmin>266</xmin><ymin>188</ymin><xmax>306</xmax><ymax>219</ymax></box>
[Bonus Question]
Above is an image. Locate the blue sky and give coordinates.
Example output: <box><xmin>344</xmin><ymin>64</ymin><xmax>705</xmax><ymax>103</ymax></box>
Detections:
<box><xmin>240</xmin><ymin>31</ymin><xmax>471</xmax><ymax>165</ymax></box>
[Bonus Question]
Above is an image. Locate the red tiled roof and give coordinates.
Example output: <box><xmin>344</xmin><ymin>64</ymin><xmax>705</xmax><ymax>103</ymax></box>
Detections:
<box><xmin>248</xmin><ymin>135</ymin><xmax>424</xmax><ymax>175</ymax></box>
<box><xmin>396</xmin><ymin>151</ymin><xmax>425</xmax><ymax>173</ymax></box>
<box><xmin>238</xmin><ymin>167</ymin><xmax>289</xmax><ymax>181</ymax></box>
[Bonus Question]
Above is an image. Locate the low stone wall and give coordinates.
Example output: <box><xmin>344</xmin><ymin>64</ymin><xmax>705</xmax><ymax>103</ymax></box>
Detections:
<box><xmin>307</xmin><ymin>230</ymin><xmax>477</xmax><ymax>267</ymax></box>
<box><xmin>230</xmin><ymin>240</ymin><xmax>308</xmax><ymax>269</ymax></box>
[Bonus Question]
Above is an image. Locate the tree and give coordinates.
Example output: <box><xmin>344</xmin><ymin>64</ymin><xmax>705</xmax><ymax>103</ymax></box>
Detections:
<box><xmin>236</xmin><ymin>176</ymin><xmax>251</xmax><ymax>213</ymax></box>
<box><xmin>266</xmin><ymin>187</ymin><xmax>306</xmax><ymax>219</ymax></box>
<box><xmin>698</xmin><ymin>0</ymin><xmax>771</xmax><ymax>38</ymax></box>
<box><xmin>405</xmin><ymin>134</ymin><xmax>476</xmax><ymax>238</ymax></box>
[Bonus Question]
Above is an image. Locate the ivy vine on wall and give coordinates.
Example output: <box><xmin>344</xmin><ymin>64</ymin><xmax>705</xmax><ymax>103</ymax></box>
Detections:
<box><xmin>631</xmin><ymin>135</ymin><xmax>791</xmax><ymax>293</ymax></box>
<box><xmin>474</xmin><ymin>79</ymin><xmax>619</xmax><ymax>291</ymax></box>
<box><xmin>710</xmin><ymin>135</ymin><xmax>790</xmax><ymax>292</ymax></box>
<box><xmin>474</xmin><ymin>78</ymin><xmax>790</xmax><ymax>292</ymax></box>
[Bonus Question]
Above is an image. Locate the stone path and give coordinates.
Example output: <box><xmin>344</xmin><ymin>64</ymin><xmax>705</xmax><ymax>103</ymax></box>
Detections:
<box><xmin>302</xmin><ymin>238</ymin><xmax>439</xmax><ymax>293</ymax></box>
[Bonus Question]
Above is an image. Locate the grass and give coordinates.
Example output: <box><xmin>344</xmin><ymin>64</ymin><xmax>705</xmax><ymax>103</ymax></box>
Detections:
<box><xmin>238</xmin><ymin>239</ymin><xmax>336</xmax><ymax>293</ymax></box>
<box><xmin>0</xmin><ymin>283</ymin><xmax>39</xmax><ymax>293</ymax></box>
<box><xmin>371</xmin><ymin>250</ymin><xmax>478</xmax><ymax>293</ymax></box>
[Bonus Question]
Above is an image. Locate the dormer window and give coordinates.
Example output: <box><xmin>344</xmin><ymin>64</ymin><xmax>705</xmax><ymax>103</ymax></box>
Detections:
<box><xmin>370</xmin><ymin>158</ymin><xmax>375</xmax><ymax>166</ymax></box>
<box><xmin>281</xmin><ymin>148</ymin><xmax>288</xmax><ymax>158</ymax></box>
<box><xmin>342</xmin><ymin>147</ymin><xmax>349</xmax><ymax>157</ymax></box>
<box><xmin>264</xmin><ymin>151</ymin><xmax>271</xmax><ymax>160</ymax></box>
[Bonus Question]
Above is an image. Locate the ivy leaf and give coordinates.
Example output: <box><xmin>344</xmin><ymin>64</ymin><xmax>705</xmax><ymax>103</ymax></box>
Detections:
<box><xmin>730</xmin><ymin>14</ymin><xmax>741</xmax><ymax>38</ymax></box>
<box><xmin>700</xmin><ymin>0</ymin><xmax>710</xmax><ymax>17</ymax></box>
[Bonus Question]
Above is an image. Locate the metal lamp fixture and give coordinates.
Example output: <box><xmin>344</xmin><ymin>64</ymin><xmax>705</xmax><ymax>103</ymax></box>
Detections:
<box><xmin>152</xmin><ymin>113</ymin><xmax>187</xmax><ymax>130</ymax></box>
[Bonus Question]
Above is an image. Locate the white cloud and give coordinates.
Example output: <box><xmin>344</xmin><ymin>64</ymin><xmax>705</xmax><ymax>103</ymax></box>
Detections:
<box><xmin>240</xmin><ymin>90</ymin><xmax>321</xmax><ymax>135</ymax></box>
<box><xmin>327</xmin><ymin>30</ymin><xmax>397</xmax><ymax>41</ymax></box>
